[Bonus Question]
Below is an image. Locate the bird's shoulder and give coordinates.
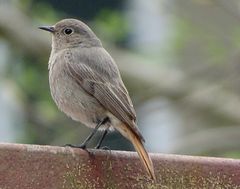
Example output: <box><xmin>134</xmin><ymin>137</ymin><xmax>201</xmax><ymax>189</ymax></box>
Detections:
<box><xmin>62</xmin><ymin>47</ymin><xmax>120</xmax><ymax>83</ymax></box>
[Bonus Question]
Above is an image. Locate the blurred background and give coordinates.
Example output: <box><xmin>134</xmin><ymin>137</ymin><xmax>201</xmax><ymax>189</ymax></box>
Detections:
<box><xmin>1</xmin><ymin>0</ymin><xmax>240</xmax><ymax>158</ymax></box>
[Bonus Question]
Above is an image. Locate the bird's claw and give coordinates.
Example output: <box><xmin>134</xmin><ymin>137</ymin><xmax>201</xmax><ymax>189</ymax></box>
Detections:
<box><xmin>64</xmin><ymin>143</ymin><xmax>87</xmax><ymax>149</ymax></box>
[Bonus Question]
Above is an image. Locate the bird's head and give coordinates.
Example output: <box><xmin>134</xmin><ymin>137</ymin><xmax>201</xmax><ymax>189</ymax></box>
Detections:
<box><xmin>39</xmin><ymin>19</ymin><xmax>101</xmax><ymax>50</ymax></box>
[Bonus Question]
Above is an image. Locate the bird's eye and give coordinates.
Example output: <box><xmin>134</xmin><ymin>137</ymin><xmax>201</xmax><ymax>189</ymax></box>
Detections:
<box><xmin>64</xmin><ymin>28</ymin><xmax>73</xmax><ymax>35</ymax></box>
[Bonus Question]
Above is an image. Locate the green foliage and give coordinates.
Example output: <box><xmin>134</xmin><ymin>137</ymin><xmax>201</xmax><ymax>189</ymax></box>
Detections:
<box><xmin>172</xmin><ymin>18</ymin><xmax>230</xmax><ymax>65</ymax></box>
<box><xmin>94</xmin><ymin>9</ymin><xmax>129</xmax><ymax>45</ymax></box>
<box><xmin>232</xmin><ymin>26</ymin><xmax>240</xmax><ymax>49</ymax></box>
<box><xmin>20</xmin><ymin>0</ymin><xmax>60</xmax><ymax>23</ymax></box>
<box><xmin>222</xmin><ymin>151</ymin><xmax>240</xmax><ymax>159</ymax></box>
<box><xmin>172</xmin><ymin>18</ymin><xmax>194</xmax><ymax>53</ymax></box>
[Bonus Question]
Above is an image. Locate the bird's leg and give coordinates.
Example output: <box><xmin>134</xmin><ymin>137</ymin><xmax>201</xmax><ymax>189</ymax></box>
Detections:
<box><xmin>66</xmin><ymin>117</ymin><xmax>109</xmax><ymax>149</ymax></box>
<box><xmin>95</xmin><ymin>129</ymin><xmax>108</xmax><ymax>149</ymax></box>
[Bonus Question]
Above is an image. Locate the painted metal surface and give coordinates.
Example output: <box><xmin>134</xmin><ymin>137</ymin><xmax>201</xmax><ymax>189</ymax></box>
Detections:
<box><xmin>0</xmin><ymin>143</ymin><xmax>239</xmax><ymax>189</ymax></box>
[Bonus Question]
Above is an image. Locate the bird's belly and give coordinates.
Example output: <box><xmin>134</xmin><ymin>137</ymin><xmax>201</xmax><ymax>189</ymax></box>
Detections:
<box><xmin>49</xmin><ymin>71</ymin><xmax>106</xmax><ymax>129</ymax></box>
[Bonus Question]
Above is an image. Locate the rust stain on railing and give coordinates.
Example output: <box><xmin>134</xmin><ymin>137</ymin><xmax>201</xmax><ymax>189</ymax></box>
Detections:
<box><xmin>0</xmin><ymin>143</ymin><xmax>239</xmax><ymax>189</ymax></box>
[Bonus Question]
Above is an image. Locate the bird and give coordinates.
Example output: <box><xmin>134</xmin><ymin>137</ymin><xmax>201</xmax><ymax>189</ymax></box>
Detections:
<box><xmin>39</xmin><ymin>18</ymin><xmax>156</xmax><ymax>181</ymax></box>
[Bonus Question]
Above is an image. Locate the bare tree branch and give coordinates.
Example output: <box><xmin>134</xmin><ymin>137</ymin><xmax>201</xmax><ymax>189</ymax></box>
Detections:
<box><xmin>0</xmin><ymin>2</ymin><xmax>51</xmax><ymax>57</ymax></box>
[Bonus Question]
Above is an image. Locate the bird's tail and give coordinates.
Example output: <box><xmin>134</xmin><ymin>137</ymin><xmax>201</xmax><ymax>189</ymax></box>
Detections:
<box><xmin>120</xmin><ymin>124</ymin><xmax>156</xmax><ymax>181</ymax></box>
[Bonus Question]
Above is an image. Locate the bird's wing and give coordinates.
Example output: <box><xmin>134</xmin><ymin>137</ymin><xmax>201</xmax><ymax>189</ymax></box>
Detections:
<box><xmin>64</xmin><ymin>52</ymin><xmax>144</xmax><ymax>142</ymax></box>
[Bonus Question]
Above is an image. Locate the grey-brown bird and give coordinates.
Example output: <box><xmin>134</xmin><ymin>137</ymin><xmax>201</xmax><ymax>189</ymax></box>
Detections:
<box><xmin>39</xmin><ymin>18</ymin><xmax>155</xmax><ymax>180</ymax></box>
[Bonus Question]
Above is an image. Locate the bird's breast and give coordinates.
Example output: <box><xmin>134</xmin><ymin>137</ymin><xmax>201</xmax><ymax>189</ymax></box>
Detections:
<box><xmin>48</xmin><ymin>56</ymin><xmax>106</xmax><ymax>128</ymax></box>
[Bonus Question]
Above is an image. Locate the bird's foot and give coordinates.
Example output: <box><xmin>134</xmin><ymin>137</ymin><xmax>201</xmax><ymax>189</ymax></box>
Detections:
<box><xmin>95</xmin><ymin>145</ymin><xmax>111</xmax><ymax>151</ymax></box>
<box><xmin>94</xmin><ymin>143</ymin><xmax>101</xmax><ymax>149</ymax></box>
<box><xmin>64</xmin><ymin>143</ymin><xmax>86</xmax><ymax>149</ymax></box>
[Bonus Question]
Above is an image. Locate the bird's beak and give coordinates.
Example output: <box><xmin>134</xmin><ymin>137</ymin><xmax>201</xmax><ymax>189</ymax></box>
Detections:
<box><xmin>38</xmin><ymin>26</ymin><xmax>55</xmax><ymax>33</ymax></box>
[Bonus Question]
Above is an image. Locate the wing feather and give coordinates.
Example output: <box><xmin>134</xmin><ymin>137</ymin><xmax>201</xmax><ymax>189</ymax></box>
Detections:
<box><xmin>65</xmin><ymin>53</ymin><xmax>144</xmax><ymax>141</ymax></box>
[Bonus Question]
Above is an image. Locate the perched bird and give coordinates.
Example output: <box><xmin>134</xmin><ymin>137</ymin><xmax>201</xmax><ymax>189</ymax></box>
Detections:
<box><xmin>39</xmin><ymin>18</ymin><xmax>155</xmax><ymax>180</ymax></box>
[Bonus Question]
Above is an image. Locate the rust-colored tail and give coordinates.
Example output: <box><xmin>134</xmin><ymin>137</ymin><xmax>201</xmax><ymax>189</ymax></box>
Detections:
<box><xmin>122</xmin><ymin>125</ymin><xmax>156</xmax><ymax>181</ymax></box>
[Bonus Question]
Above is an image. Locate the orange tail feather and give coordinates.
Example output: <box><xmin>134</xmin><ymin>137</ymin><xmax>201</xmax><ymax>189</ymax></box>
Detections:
<box><xmin>122</xmin><ymin>125</ymin><xmax>156</xmax><ymax>181</ymax></box>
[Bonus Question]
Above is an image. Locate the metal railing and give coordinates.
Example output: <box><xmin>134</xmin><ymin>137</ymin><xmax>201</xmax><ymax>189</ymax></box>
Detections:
<box><xmin>0</xmin><ymin>143</ymin><xmax>239</xmax><ymax>189</ymax></box>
